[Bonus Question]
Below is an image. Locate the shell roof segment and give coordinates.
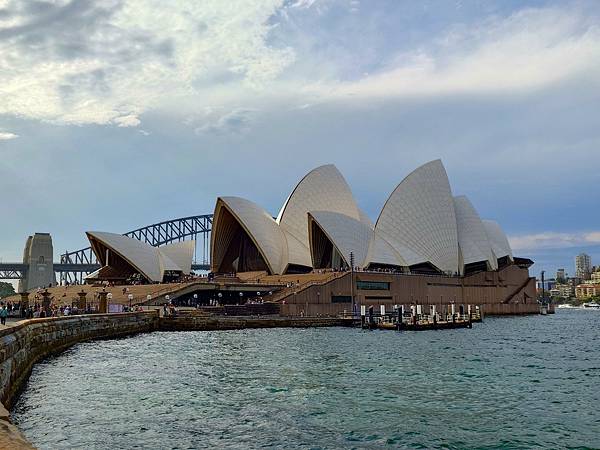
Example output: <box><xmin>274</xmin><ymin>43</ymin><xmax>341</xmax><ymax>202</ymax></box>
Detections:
<box><xmin>482</xmin><ymin>220</ymin><xmax>513</xmax><ymax>261</ymax></box>
<box><xmin>454</xmin><ymin>196</ymin><xmax>498</xmax><ymax>271</ymax></box>
<box><xmin>215</xmin><ymin>196</ymin><xmax>288</xmax><ymax>275</ymax></box>
<box><xmin>277</xmin><ymin>164</ymin><xmax>364</xmax><ymax>265</ymax></box>
<box><xmin>374</xmin><ymin>159</ymin><xmax>460</xmax><ymax>274</ymax></box>
<box><xmin>86</xmin><ymin>231</ymin><xmax>194</xmax><ymax>282</ymax></box>
<box><xmin>308</xmin><ymin>211</ymin><xmax>372</xmax><ymax>268</ymax></box>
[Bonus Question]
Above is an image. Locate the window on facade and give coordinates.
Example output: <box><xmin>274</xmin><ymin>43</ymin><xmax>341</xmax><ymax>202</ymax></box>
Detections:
<box><xmin>356</xmin><ymin>281</ymin><xmax>390</xmax><ymax>290</ymax></box>
<box><xmin>331</xmin><ymin>295</ymin><xmax>352</xmax><ymax>303</ymax></box>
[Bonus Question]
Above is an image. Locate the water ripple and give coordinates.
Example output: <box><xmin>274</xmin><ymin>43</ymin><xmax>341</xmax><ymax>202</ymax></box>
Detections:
<box><xmin>11</xmin><ymin>310</ymin><xmax>600</xmax><ymax>449</ymax></box>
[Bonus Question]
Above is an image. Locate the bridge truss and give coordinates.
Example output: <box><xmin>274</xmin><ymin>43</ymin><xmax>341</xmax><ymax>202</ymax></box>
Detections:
<box><xmin>0</xmin><ymin>263</ymin><xmax>27</xmax><ymax>280</ymax></box>
<box><xmin>59</xmin><ymin>214</ymin><xmax>213</xmax><ymax>284</ymax></box>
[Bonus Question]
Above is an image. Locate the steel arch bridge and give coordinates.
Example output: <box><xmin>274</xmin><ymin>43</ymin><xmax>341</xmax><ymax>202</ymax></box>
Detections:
<box><xmin>59</xmin><ymin>214</ymin><xmax>213</xmax><ymax>284</ymax></box>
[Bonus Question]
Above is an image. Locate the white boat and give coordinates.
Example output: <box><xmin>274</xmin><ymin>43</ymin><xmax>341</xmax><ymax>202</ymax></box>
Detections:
<box><xmin>582</xmin><ymin>302</ymin><xmax>600</xmax><ymax>309</ymax></box>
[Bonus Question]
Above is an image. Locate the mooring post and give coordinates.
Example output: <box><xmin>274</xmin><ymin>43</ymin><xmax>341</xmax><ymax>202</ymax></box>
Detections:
<box><xmin>432</xmin><ymin>304</ymin><xmax>437</xmax><ymax>325</ymax></box>
<box><xmin>397</xmin><ymin>305</ymin><xmax>402</xmax><ymax>329</ymax></box>
<box><xmin>19</xmin><ymin>292</ymin><xmax>29</xmax><ymax>318</ymax></box>
<box><xmin>77</xmin><ymin>290</ymin><xmax>87</xmax><ymax>312</ymax></box>
<box><xmin>360</xmin><ymin>304</ymin><xmax>366</xmax><ymax>328</ymax></box>
<box><xmin>98</xmin><ymin>291</ymin><xmax>108</xmax><ymax>314</ymax></box>
<box><xmin>41</xmin><ymin>289</ymin><xmax>52</xmax><ymax>317</ymax></box>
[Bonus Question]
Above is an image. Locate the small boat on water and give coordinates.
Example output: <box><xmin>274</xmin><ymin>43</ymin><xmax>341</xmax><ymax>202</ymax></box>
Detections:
<box><xmin>582</xmin><ymin>302</ymin><xmax>600</xmax><ymax>309</ymax></box>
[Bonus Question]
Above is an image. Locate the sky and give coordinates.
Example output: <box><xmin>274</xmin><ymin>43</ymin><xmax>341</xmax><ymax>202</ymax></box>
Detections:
<box><xmin>1</xmin><ymin>0</ymin><xmax>600</xmax><ymax>281</ymax></box>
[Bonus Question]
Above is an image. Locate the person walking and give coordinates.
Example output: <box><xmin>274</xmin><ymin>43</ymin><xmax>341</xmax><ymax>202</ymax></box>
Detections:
<box><xmin>0</xmin><ymin>304</ymin><xmax>8</xmax><ymax>326</ymax></box>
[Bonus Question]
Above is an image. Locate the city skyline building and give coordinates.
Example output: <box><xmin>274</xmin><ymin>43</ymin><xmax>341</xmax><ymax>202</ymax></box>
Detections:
<box><xmin>575</xmin><ymin>253</ymin><xmax>591</xmax><ymax>279</ymax></box>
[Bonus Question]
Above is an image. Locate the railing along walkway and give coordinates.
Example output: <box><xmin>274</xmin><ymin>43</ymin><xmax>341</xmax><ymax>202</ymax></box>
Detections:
<box><xmin>269</xmin><ymin>272</ymin><xmax>348</xmax><ymax>303</ymax></box>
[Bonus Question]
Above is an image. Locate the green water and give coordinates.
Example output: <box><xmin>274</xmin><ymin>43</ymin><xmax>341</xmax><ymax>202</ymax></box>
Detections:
<box><xmin>13</xmin><ymin>310</ymin><xmax>600</xmax><ymax>449</ymax></box>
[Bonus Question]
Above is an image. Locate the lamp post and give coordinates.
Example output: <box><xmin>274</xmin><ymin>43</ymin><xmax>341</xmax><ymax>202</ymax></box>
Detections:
<box><xmin>541</xmin><ymin>270</ymin><xmax>546</xmax><ymax>305</ymax></box>
<box><xmin>350</xmin><ymin>251</ymin><xmax>355</xmax><ymax>318</ymax></box>
<box><xmin>217</xmin><ymin>292</ymin><xmax>222</xmax><ymax>306</ymax></box>
<box><xmin>128</xmin><ymin>293</ymin><xmax>133</xmax><ymax>310</ymax></box>
<box><xmin>239</xmin><ymin>292</ymin><xmax>243</xmax><ymax>304</ymax></box>
<box><xmin>193</xmin><ymin>293</ymin><xmax>198</xmax><ymax>307</ymax></box>
<box><xmin>146</xmin><ymin>294</ymin><xmax>151</xmax><ymax>305</ymax></box>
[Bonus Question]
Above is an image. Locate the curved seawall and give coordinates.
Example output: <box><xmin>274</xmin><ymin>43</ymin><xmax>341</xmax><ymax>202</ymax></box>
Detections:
<box><xmin>0</xmin><ymin>312</ymin><xmax>159</xmax><ymax>449</ymax></box>
<box><xmin>0</xmin><ymin>312</ymin><xmax>351</xmax><ymax>448</ymax></box>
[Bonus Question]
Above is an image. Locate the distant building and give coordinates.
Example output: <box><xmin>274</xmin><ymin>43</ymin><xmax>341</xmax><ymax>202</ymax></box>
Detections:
<box><xmin>575</xmin><ymin>253</ymin><xmax>591</xmax><ymax>279</ymax></box>
<box><xmin>536</xmin><ymin>279</ymin><xmax>556</xmax><ymax>291</ymax></box>
<box><xmin>575</xmin><ymin>283</ymin><xmax>600</xmax><ymax>299</ymax></box>
<box><xmin>556</xmin><ymin>268</ymin><xmax>566</xmax><ymax>282</ymax></box>
<box><xmin>591</xmin><ymin>271</ymin><xmax>600</xmax><ymax>284</ymax></box>
<box><xmin>552</xmin><ymin>283</ymin><xmax>574</xmax><ymax>299</ymax></box>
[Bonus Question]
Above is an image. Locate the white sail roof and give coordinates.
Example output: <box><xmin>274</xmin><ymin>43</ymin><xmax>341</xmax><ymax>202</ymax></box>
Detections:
<box><xmin>375</xmin><ymin>159</ymin><xmax>460</xmax><ymax>273</ymax></box>
<box><xmin>482</xmin><ymin>220</ymin><xmax>513</xmax><ymax>261</ymax></box>
<box><xmin>308</xmin><ymin>211</ymin><xmax>372</xmax><ymax>268</ymax></box>
<box><xmin>366</xmin><ymin>232</ymin><xmax>408</xmax><ymax>268</ymax></box>
<box><xmin>213</xmin><ymin>197</ymin><xmax>288</xmax><ymax>274</ymax></box>
<box><xmin>160</xmin><ymin>241</ymin><xmax>195</xmax><ymax>274</ymax></box>
<box><xmin>277</xmin><ymin>164</ymin><xmax>364</xmax><ymax>267</ymax></box>
<box><xmin>86</xmin><ymin>231</ymin><xmax>194</xmax><ymax>282</ymax></box>
<box><xmin>454</xmin><ymin>196</ymin><xmax>497</xmax><ymax>272</ymax></box>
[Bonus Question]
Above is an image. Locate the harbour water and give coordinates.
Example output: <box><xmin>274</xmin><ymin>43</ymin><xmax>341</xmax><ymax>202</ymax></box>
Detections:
<box><xmin>13</xmin><ymin>310</ymin><xmax>600</xmax><ymax>449</ymax></box>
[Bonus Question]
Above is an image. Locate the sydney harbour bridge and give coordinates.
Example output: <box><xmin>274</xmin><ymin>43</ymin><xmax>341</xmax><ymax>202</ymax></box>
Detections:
<box><xmin>0</xmin><ymin>214</ymin><xmax>213</xmax><ymax>285</ymax></box>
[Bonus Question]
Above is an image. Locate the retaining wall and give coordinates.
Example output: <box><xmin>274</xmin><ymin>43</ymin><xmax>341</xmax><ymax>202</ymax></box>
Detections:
<box><xmin>158</xmin><ymin>316</ymin><xmax>352</xmax><ymax>331</ymax></box>
<box><xmin>0</xmin><ymin>312</ymin><xmax>159</xmax><ymax>449</ymax></box>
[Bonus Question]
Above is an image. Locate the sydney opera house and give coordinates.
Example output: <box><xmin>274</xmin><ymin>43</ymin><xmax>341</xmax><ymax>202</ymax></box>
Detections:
<box><xmin>85</xmin><ymin>231</ymin><xmax>195</xmax><ymax>283</ymax></box>
<box><xmin>84</xmin><ymin>159</ymin><xmax>537</xmax><ymax>315</ymax></box>
<box><xmin>210</xmin><ymin>159</ymin><xmax>536</xmax><ymax>315</ymax></box>
<box><xmin>212</xmin><ymin>160</ymin><xmax>513</xmax><ymax>276</ymax></box>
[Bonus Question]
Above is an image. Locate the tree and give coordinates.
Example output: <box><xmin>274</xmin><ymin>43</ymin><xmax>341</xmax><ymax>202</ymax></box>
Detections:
<box><xmin>0</xmin><ymin>281</ymin><xmax>16</xmax><ymax>299</ymax></box>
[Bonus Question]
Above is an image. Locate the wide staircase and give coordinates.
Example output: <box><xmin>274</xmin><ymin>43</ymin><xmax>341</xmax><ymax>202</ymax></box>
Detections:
<box><xmin>268</xmin><ymin>271</ymin><xmax>348</xmax><ymax>303</ymax></box>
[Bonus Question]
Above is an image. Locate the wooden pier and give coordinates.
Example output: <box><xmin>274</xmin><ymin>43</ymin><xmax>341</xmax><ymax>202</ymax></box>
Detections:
<box><xmin>359</xmin><ymin>304</ymin><xmax>481</xmax><ymax>331</ymax></box>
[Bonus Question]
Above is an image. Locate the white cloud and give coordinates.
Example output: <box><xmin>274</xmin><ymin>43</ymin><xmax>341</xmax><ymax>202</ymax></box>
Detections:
<box><xmin>193</xmin><ymin>108</ymin><xmax>258</xmax><ymax>135</ymax></box>
<box><xmin>113</xmin><ymin>114</ymin><xmax>141</xmax><ymax>128</ymax></box>
<box><xmin>0</xmin><ymin>2</ymin><xmax>599</xmax><ymax>132</ymax></box>
<box><xmin>322</xmin><ymin>7</ymin><xmax>600</xmax><ymax>100</ymax></box>
<box><xmin>0</xmin><ymin>0</ymin><xmax>293</xmax><ymax>126</ymax></box>
<box><xmin>509</xmin><ymin>231</ymin><xmax>600</xmax><ymax>251</ymax></box>
<box><xmin>0</xmin><ymin>131</ymin><xmax>18</xmax><ymax>140</ymax></box>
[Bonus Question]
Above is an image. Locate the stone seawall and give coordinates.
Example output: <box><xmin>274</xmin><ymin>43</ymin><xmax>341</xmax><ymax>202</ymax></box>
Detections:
<box><xmin>0</xmin><ymin>312</ymin><xmax>159</xmax><ymax>449</ymax></box>
<box><xmin>158</xmin><ymin>316</ymin><xmax>353</xmax><ymax>331</ymax></box>
<box><xmin>0</xmin><ymin>312</ymin><xmax>159</xmax><ymax>409</ymax></box>
<box><xmin>0</xmin><ymin>312</ymin><xmax>353</xmax><ymax>448</ymax></box>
